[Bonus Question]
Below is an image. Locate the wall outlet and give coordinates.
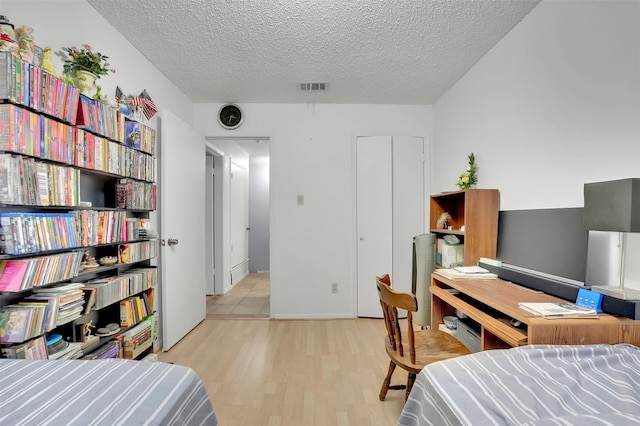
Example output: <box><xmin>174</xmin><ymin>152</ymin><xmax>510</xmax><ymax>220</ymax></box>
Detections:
<box><xmin>331</xmin><ymin>283</ymin><xmax>339</xmax><ymax>294</ymax></box>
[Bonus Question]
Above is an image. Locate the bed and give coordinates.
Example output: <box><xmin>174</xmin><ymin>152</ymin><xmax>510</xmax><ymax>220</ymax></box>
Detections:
<box><xmin>398</xmin><ymin>344</ymin><xmax>640</xmax><ymax>425</ymax></box>
<box><xmin>0</xmin><ymin>358</ymin><xmax>218</xmax><ymax>425</ymax></box>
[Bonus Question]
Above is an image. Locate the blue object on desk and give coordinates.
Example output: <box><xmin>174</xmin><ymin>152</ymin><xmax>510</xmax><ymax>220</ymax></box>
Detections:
<box><xmin>576</xmin><ymin>288</ymin><xmax>603</xmax><ymax>313</ymax></box>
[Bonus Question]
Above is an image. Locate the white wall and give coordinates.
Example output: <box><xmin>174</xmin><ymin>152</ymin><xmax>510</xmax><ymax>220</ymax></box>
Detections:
<box><xmin>195</xmin><ymin>104</ymin><xmax>432</xmax><ymax>318</ymax></box>
<box><xmin>433</xmin><ymin>0</ymin><xmax>640</xmax><ymax>211</ymax></box>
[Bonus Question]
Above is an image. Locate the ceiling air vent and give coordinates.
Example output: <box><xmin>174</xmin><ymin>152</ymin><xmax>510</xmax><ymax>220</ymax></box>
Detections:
<box><xmin>298</xmin><ymin>82</ymin><xmax>327</xmax><ymax>91</ymax></box>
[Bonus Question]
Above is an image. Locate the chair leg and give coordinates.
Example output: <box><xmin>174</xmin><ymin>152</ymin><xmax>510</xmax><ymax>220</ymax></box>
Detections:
<box><xmin>379</xmin><ymin>361</ymin><xmax>397</xmax><ymax>401</ymax></box>
<box><xmin>406</xmin><ymin>372</ymin><xmax>417</xmax><ymax>401</ymax></box>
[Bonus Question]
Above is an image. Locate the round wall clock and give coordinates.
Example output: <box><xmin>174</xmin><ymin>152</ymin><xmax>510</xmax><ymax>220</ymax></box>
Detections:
<box><xmin>218</xmin><ymin>104</ymin><xmax>243</xmax><ymax>130</ymax></box>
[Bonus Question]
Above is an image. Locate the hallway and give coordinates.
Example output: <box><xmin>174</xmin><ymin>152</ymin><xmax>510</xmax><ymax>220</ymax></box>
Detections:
<box><xmin>206</xmin><ymin>272</ymin><xmax>270</xmax><ymax>318</ymax></box>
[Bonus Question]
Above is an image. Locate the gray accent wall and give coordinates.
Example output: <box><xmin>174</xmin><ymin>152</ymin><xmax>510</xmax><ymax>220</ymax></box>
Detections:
<box><xmin>497</xmin><ymin>208</ymin><xmax>588</xmax><ymax>282</ymax></box>
<box><xmin>248</xmin><ymin>162</ymin><xmax>270</xmax><ymax>272</ymax></box>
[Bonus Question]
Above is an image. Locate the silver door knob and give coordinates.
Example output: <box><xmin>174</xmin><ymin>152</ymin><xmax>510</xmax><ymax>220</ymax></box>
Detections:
<box><xmin>168</xmin><ymin>238</ymin><xmax>179</xmax><ymax>246</ymax></box>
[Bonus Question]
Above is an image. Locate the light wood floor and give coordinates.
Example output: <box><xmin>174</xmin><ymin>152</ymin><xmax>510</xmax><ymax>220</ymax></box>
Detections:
<box><xmin>207</xmin><ymin>272</ymin><xmax>270</xmax><ymax>318</ymax></box>
<box><xmin>158</xmin><ymin>318</ymin><xmax>408</xmax><ymax>426</ymax></box>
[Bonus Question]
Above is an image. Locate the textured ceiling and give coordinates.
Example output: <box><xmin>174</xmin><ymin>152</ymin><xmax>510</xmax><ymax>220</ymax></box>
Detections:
<box><xmin>87</xmin><ymin>0</ymin><xmax>540</xmax><ymax>105</ymax></box>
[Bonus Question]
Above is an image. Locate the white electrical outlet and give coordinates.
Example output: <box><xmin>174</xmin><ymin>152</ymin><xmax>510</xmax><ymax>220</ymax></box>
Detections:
<box><xmin>331</xmin><ymin>283</ymin><xmax>339</xmax><ymax>294</ymax></box>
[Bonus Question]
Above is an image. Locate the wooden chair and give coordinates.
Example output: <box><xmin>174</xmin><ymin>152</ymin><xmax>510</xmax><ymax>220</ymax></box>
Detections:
<box><xmin>376</xmin><ymin>274</ymin><xmax>471</xmax><ymax>401</ymax></box>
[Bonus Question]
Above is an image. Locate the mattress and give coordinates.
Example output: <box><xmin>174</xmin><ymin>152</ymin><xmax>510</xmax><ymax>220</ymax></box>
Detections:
<box><xmin>398</xmin><ymin>344</ymin><xmax>640</xmax><ymax>425</ymax></box>
<box><xmin>0</xmin><ymin>358</ymin><xmax>218</xmax><ymax>425</ymax></box>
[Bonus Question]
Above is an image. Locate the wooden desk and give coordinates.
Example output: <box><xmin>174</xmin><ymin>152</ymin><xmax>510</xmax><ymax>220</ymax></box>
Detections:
<box><xmin>431</xmin><ymin>273</ymin><xmax>640</xmax><ymax>351</ymax></box>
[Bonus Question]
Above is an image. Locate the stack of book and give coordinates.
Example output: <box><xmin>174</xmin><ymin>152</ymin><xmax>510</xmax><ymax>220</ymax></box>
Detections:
<box><xmin>0</xmin><ymin>155</ymin><xmax>81</xmax><ymax>208</ymax></box>
<box><xmin>83</xmin><ymin>340</ymin><xmax>120</xmax><ymax>360</ymax></box>
<box><xmin>518</xmin><ymin>302</ymin><xmax>599</xmax><ymax>319</ymax></box>
<box><xmin>0</xmin><ymin>304</ymin><xmax>48</xmax><ymax>343</ymax></box>
<box><xmin>0</xmin><ymin>252</ymin><xmax>83</xmax><ymax>292</ymax></box>
<box><xmin>138</xmin><ymin>227</ymin><xmax>159</xmax><ymax>239</ymax></box>
<box><xmin>0</xmin><ymin>211</ymin><xmax>80</xmax><ymax>254</ymax></box>
<box><xmin>31</xmin><ymin>283</ymin><xmax>85</xmax><ymax>326</ymax></box>
<box><xmin>120</xmin><ymin>295</ymin><xmax>151</xmax><ymax>328</ymax></box>
<box><xmin>123</xmin><ymin>320</ymin><xmax>152</xmax><ymax>359</ymax></box>
<box><xmin>118</xmin><ymin>240</ymin><xmax>159</xmax><ymax>264</ymax></box>
<box><xmin>434</xmin><ymin>266</ymin><xmax>498</xmax><ymax>280</ymax></box>
<box><xmin>0</xmin><ymin>335</ymin><xmax>48</xmax><ymax>359</ymax></box>
<box><xmin>115</xmin><ymin>178</ymin><xmax>157</xmax><ymax>210</ymax></box>
<box><xmin>0</xmin><ymin>52</ymin><xmax>80</xmax><ymax>122</ymax></box>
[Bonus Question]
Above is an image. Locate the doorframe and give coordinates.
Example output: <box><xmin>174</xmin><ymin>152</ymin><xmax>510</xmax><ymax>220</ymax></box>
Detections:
<box><xmin>206</xmin><ymin>143</ymin><xmax>225</xmax><ymax>295</ymax></box>
<box><xmin>205</xmin><ymin>136</ymin><xmax>271</xmax><ymax>300</ymax></box>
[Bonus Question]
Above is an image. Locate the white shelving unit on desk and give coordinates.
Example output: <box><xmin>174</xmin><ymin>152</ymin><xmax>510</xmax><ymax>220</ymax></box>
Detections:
<box><xmin>0</xmin><ymin>51</ymin><xmax>158</xmax><ymax>361</ymax></box>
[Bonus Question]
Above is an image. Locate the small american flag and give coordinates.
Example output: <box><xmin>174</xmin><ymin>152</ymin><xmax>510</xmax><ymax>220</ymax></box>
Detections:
<box><xmin>139</xmin><ymin>89</ymin><xmax>158</xmax><ymax>120</ymax></box>
<box><xmin>130</xmin><ymin>96</ymin><xmax>143</xmax><ymax>107</ymax></box>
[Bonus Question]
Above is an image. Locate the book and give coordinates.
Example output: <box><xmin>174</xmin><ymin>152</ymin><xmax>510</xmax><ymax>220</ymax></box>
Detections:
<box><xmin>434</xmin><ymin>268</ymin><xmax>497</xmax><ymax>280</ymax></box>
<box><xmin>0</xmin><ymin>259</ymin><xmax>30</xmax><ymax>291</ymax></box>
<box><xmin>125</xmin><ymin>120</ymin><xmax>142</xmax><ymax>150</ymax></box>
<box><xmin>454</xmin><ymin>266</ymin><xmax>493</xmax><ymax>274</ymax></box>
<box><xmin>0</xmin><ymin>307</ymin><xmax>34</xmax><ymax>343</ymax></box>
<box><xmin>518</xmin><ymin>302</ymin><xmax>599</xmax><ymax>319</ymax></box>
<box><xmin>25</xmin><ymin>294</ymin><xmax>58</xmax><ymax>331</ymax></box>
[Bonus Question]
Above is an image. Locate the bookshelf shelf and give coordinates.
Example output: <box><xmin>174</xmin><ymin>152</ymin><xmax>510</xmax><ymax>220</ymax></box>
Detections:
<box><xmin>0</xmin><ymin>52</ymin><xmax>157</xmax><ymax>361</ymax></box>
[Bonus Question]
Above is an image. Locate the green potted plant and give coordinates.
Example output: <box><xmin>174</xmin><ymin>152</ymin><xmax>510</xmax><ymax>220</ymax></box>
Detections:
<box><xmin>456</xmin><ymin>153</ymin><xmax>478</xmax><ymax>190</ymax></box>
<box><xmin>61</xmin><ymin>44</ymin><xmax>115</xmax><ymax>96</ymax></box>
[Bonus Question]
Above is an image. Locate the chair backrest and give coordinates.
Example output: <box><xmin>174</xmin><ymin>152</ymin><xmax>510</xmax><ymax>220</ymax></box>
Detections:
<box><xmin>376</xmin><ymin>274</ymin><xmax>418</xmax><ymax>364</ymax></box>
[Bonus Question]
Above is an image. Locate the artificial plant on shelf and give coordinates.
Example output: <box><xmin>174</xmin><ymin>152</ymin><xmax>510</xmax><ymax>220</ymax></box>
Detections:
<box><xmin>456</xmin><ymin>152</ymin><xmax>478</xmax><ymax>190</ymax></box>
<box><xmin>61</xmin><ymin>44</ymin><xmax>115</xmax><ymax>96</ymax></box>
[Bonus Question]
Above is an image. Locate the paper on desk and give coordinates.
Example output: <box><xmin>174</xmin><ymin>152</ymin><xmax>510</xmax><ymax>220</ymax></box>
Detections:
<box><xmin>435</xmin><ymin>268</ymin><xmax>497</xmax><ymax>280</ymax></box>
<box><xmin>454</xmin><ymin>266</ymin><xmax>491</xmax><ymax>274</ymax></box>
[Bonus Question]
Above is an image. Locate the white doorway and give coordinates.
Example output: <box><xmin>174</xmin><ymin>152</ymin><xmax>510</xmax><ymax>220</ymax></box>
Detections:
<box><xmin>205</xmin><ymin>137</ymin><xmax>270</xmax><ymax>309</ymax></box>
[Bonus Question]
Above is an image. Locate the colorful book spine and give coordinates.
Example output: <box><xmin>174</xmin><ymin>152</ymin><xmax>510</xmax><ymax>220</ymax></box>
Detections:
<box><xmin>0</xmin><ymin>259</ymin><xmax>29</xmax><ymax>291</ymax></box>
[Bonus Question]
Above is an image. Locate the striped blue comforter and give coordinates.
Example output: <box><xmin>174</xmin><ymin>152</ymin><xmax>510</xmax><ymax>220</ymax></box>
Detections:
<box><xmin>0</xmin><ymin>358</ymin><xmax>218</xmax><ymax>425</ymax></box>
<box><xmin>399</xmin><ymin>344</ymin><xmax>640</xmax><ymax>426</ymax></box>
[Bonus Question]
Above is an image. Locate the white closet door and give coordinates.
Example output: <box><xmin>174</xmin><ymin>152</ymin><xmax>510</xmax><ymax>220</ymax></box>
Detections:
<box><xmin>357</xmin><ymin>136</ymin><xmax>393</xmax><ymax>317</ymax></box>
<box><xmin>392</xmin><ymin>136</ymin><xmax>425</xmax><ymax>295</ymax></box>
<box><xmin>356</xmin><ymin>136</ymin><xmax>425</xmax><ymax>318</ymax></box>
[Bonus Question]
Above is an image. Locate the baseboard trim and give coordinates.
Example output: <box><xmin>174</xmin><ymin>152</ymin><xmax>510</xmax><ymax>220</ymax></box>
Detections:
<box><xmin>272</xmin><ymin>313</ymin><xmax>355</xmax><ymax>320</ymax></box>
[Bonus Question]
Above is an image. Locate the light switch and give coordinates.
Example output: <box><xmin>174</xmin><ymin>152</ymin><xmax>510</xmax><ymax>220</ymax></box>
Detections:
<box><xmin>297</xmin><ymin>194</ymin><xmax>304</xmax><ymax>205</ymax></box>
